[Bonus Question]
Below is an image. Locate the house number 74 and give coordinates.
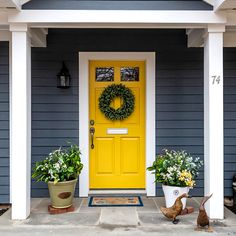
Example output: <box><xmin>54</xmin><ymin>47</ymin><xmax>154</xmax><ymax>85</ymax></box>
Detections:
<box><xmin>212</xmin><ymin>75</ymin><xmax>221</xmax><ymax>85</ymax></box>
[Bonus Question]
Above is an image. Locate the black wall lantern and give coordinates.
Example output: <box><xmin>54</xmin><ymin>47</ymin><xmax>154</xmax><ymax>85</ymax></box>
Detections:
<box><xmin>57</xmin><ymin>61</ymin><xmax>71</xmax><ymax>88</ymax></box>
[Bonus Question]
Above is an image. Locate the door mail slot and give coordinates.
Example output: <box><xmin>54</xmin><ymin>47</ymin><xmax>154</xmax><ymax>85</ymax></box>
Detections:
<box><xmin>107</xmin><ymin>128</ymin><xmax>128</xmax><ymax>135</ymax></box>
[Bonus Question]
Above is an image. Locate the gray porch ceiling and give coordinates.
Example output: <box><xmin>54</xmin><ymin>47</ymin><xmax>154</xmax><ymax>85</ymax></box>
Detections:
<box><xmin>22</xmin><ymin>0</ymin><xmax>213</xmax><ymax>11</ymax></box>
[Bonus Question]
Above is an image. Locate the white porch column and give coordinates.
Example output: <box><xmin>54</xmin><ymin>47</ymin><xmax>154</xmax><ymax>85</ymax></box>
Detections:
<box><xmin>204</xmin><ymin>25</ymin><xmax>225</xmax><ymax>219</ymax></box>
<box><xmin>9</xmin><ymin>24</ymin><xmax>31</xmax><ymax>220</ymax></box>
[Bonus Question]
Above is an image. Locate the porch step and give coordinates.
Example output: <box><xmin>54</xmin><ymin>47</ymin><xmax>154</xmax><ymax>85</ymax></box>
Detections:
<box><xmin>100</xmin><ymin>207</ymin><xmax>139</xmax><ymax>226</ymax></box>
<box><xmin>88</xmin><ymin>189</ymin><xmax>146</xmax><ymax>196</ymax></box>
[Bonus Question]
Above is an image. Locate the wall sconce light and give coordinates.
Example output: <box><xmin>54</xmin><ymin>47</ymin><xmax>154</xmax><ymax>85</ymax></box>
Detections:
<box><xmin>57</xmin><ymin>61</ymin><xmax>71</xmax><ymax>88</ymax></box>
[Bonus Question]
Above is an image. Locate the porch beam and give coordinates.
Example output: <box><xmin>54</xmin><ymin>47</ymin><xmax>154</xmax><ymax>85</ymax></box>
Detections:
<box><xmin>10</xmin><ymin>23</ymin><xmax>31</xmax><ymax>220</ymax></box>
<box><xmin>8</xmin><ymin>10</ymin><xmax>226</xmax><ymax>26</ymax></box>
<box><xmin>204</xmin><ymin>25</ymin><xmax>224</xmax><ymax>220</ymax></box>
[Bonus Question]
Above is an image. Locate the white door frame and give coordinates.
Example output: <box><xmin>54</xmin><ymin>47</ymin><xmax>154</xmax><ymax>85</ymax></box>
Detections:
<box><xmin>78</xmin><ymin>52</ymin><xmax>156</xmax><ymax>197</ymax></box>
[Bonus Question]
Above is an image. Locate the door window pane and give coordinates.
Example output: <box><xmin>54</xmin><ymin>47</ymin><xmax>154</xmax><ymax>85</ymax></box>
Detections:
<box><xmin>96</xmin><ymin>67</ymin><xmax>114</xmax><ymax>82</ymax></box>
<box><xmin>121</xmin><ymin>67</ymin><xmax>139</xmax><ymax>81</ymax></box>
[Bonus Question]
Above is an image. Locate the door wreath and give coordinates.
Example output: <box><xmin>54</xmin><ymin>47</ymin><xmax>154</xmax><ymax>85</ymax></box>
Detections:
<box><xmin>99</xmin><ymin>84</ymin><xmax>135</xmax><ymax>121</ymax></box>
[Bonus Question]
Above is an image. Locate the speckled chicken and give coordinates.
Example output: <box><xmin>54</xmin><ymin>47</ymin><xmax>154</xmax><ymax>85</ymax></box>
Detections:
<box><xmin>160</xmin><ymin>193</ymin><xmax>189</xmax><ymax>224</ymax></box>
<box><xmin>195</xmin><ymin>194</ymin><xmax>213</xmax><ymax>232</ymax></box>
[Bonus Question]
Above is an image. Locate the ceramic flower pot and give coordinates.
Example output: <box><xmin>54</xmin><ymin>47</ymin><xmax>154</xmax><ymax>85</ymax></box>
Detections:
<box><xmin>162</xmin><ymin>185</ymin><xmax>189</xmax><ymax>209</ymax></box>
<box><xmin>48</xmin><ymin>178</ymin><xmax>77</xmax><ymax>208</ymax></box>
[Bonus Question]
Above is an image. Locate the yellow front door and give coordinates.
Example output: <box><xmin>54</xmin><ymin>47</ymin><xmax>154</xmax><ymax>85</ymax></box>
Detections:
<box><xmin>89</xmin><ymin>60</ymin><xmax>145</xmax><ymax>189</ymax></box>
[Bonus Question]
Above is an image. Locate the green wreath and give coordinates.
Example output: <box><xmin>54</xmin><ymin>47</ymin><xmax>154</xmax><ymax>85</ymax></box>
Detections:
<box><xmin>99</xmin><ymin>84</ymin><xmax>135</xmax><ymax>121</ymax></box>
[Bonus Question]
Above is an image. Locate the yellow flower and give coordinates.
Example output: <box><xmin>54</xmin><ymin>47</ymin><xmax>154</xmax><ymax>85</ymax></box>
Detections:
<box><xmin>179</xmin><ymin>171</ymin><xmax>195</xmax><ymax>187</ymax></box>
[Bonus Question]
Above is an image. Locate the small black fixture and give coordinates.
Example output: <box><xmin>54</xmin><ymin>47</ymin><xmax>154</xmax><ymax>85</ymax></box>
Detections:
<box><xmin>57</xmin><ymin>61</ymin><xmax>71</xmax><ymax>88</ymax></box>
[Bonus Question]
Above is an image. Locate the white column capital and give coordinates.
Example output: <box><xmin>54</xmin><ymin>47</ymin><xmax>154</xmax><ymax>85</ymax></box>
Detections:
<box><xmin>9</xmin><ymin>23</ymin><xmax>28</xmax><ymax>32</ymax></box>
<box><xmin>207</xmin><ymin>24</ymin><xmax>225</xmax><ymax>33</ymax></box>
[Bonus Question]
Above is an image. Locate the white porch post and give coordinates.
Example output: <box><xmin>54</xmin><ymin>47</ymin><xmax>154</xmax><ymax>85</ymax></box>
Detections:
<box><xmin>9</xmin><ymin>24</ymin><xmax>31</xmax><ymax>220</ymax></box>
<box><xmin>204</xmin><ymin>25</ymin><xmax>225</xmax><ymax>219</ymax></box>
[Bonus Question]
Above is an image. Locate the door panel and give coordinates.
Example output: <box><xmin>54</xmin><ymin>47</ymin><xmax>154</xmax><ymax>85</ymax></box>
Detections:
<box><xmin>89</xmin><ymin>60</ymin><xmax>145</xmax><ymax>189</ymax></box>
<box><xmin>120</xmin><ymin>138</ymin><xmax>140</xmax><ymax>174</ymax></box>
<box><xmin>96</xmin><ymin>138</ymin><xmax>115</xmax><ymax>174</ymax></box>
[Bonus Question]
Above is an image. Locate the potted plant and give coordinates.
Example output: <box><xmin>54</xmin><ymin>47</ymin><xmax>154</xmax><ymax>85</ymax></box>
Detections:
<box><xmin>32</xmin><ymin>144</ymin><xmax>83</xmax><ymax>209</ymax></box>
<box><xmin>147</xmin><ymin>149</ymin><xmax>203</xmax><ymax>209</ymax></box>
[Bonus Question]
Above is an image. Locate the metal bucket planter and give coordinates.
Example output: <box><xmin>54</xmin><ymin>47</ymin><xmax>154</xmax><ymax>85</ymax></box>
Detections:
<box><xmin>162</xmin><ymin>185</ymin><xmax>189</xmax><ymax>209</ymax></box>
<box><xmin>48</xmin><ymin>178</ymin><xmax>77</xmax><ymax>208</ymax></box>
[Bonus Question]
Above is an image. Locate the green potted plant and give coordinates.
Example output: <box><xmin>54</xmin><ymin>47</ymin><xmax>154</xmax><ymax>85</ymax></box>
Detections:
<box><xmin>147</xmin><ymin>149</ymin><xmax>203</xmax><ymax>209</ymax></box>
<box><xmin>32</xmin><ymin>144</ymin><xmax>83</xmax><ymax>208</ymax></box>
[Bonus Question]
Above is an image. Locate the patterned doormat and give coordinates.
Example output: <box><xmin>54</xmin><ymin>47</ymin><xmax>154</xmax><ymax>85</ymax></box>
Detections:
<box><xmin>88</xmin><ymin>196</ymin><xmax>143</xmax><ymax>207</ymax></box>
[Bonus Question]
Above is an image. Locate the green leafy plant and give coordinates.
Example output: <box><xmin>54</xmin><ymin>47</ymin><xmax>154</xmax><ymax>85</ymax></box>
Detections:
<box><xmin>147</xmin><ymin>149</ymin><xmax>203</xmax><ymax>187</ymax></box>
<box><xmin>32</xmin><ymin>144</ymin><xmax>83</xmax><ymax>184</ymax></box>
<box><xmin>99</xmin><ymin>83</ymin><xmax>135</xmax><ymax>120</ymax></box>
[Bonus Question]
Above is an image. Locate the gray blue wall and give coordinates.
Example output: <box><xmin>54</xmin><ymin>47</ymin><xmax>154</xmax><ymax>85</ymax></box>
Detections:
<box><xmin>1</xmin><ymin>29</ymin><xmax>235</xmax><ymax>202</ymax></box>
<box><xmin>224</xmin><ymin>48</ymin><xmax>236</xmax><ymax>193</ymax></box>
<box><xmin>0</xmin><ymin>42</ymin><xmax>9</xmax><ymax>203</ymax></box>
<box><xmin>31</xmin><ymin>29</ymin><xmax>205</xmax><ymax>197</ymax></box>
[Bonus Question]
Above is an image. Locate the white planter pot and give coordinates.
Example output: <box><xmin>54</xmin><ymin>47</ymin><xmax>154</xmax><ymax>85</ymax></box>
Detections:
<box><xmin>162</xmin><ymin>185</ymin><xmax>189</xmax><ymax>209</ymax></box>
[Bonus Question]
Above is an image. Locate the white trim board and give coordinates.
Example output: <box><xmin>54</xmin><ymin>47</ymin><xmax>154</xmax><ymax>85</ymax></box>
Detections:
<box><xmin>8</xmin><ymin>10</ymin><xmax>226</xmax><ymax>25</ymax></box>
<box><xmin>79</xmin><ymin>52</ymin><xmax>156</xmax><ymax>197</ymax></box>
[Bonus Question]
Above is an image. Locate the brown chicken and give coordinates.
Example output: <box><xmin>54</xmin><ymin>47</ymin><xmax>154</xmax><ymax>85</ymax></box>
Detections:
<box><xmin>160</xmin><ymin>193</ymin><xmax>189</xmax><ymax>224</ymax></box>
<box><xmin>195</xmin><ymin>194</ymin><xmax>213</xmax><ymax>232</ymax></box>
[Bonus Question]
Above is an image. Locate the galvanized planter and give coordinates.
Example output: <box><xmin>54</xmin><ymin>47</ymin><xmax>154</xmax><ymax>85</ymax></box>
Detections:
<box><xmin>48</xmin><ymin>178</ymin><xmax>77</xmax><ymax>208</ymax></box>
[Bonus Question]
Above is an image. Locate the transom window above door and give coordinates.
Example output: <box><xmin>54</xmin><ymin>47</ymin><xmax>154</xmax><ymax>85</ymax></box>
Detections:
<box><xmin>94</xmin><ymin>62</ymin><xmax>142</xmax><ymax>83</ymax></box>
<box><xmin>121</xmin><ymin>67</ymin><xmax>139</xmax><ymax>81</ymax></box>
<box><xmin>96</xmin><ymin>67</ymin><xmax>114</xmax><ymax>82</ymax></box>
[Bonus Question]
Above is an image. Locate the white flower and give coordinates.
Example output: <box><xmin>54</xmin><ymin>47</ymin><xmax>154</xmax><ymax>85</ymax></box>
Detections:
<box><xmin>54</xmin><ymin>163</ymin><xmax>60</xmax><ymax>171</ymax></box>
<box><xmin>48</xmin><ymin>169</ymin><xmax>55</xmax><ymax>179</ymax></box>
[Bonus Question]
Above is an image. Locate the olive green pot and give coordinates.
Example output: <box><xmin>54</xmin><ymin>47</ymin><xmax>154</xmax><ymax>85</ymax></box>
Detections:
<box><xmin>48</xmin><ymin>178</ymin><xmax>77</xmax><ymax>208</ymax></box>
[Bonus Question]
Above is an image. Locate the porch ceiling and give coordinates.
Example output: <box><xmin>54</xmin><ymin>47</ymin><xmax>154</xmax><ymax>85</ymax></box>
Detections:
<box><xmin>22</xmin><ymin>0</ymin><xmax>213</xmax><ymax>11</ymax></box>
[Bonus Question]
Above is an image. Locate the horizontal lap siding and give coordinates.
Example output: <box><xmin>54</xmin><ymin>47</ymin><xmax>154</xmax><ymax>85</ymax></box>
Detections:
<box><xmin>156</xmin><ymin>43</ymin><xmax>204</xmax><ymax>196</ymax></box>
<box><xmin>224</xmin><ymin>48</ymin><xmax>236</xmax><ymax>196</ymax></box>
<box><xmin>0</xmin><ymin>42</ymin><xmax>9</xmax><ymax>203</ymax></box>
<box><xmin>31</xmin><ymin>46</ymin><xmax>79</xmax><ymax>197</ymax></box>
<box><xmin>31</xmin><ymin>29</ymin><xmax>204</xmax><ymax>197</ymax></box>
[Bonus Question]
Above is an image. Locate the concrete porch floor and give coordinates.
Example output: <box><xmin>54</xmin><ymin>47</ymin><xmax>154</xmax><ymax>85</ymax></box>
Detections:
<box><xmin>0</xmin><ymin>197</ymin><xmax>236</xmax><ymax>235</ymax></box>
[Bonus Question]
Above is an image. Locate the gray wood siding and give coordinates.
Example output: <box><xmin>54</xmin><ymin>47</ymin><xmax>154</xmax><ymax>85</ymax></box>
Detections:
<box><xmin>23</xmin><ymin>0</ymin><xmax>212</xmax><ymax>10</ymax></box>
<box><xmin>31</xmin><ymin>29</ymin><xmax>205</xmax><ymax>197</ymax></box>
<box><xmin>0</xmin><ymin>42</ymin><xmax>9</xmax><ymax>203</ymax></box>
<box><xmin>224</xmin><ymin>48</ymin><xmax>236</xmax><ymax>196</ymax></box>
<box><xmin>0</xmin><ymin>30</ymin><xmax>233</xmax><ymax>201</ymax></box>
<box><xmin>31</xmin><ymin>46</ymin><xmax>79</xmax><ymax>197</ymax></box>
